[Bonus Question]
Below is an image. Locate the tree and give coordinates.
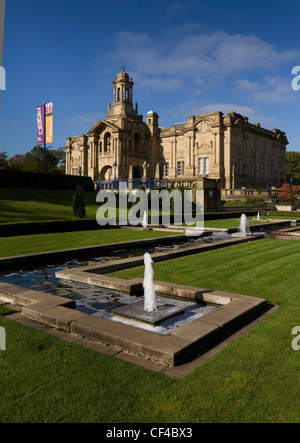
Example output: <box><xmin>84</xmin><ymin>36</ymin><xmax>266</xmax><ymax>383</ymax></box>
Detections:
<box><xmin>73</xmin><ymin>185</ymin><xmax>86</xmax><ymax>219</ymax></box>
<box><xmin>286</xmin><ymin>151</ymin><xmax>300</xmax><ymax>185</ymax></box>
<box><xmin>0</xmin><ymin>151</ymin><xmax>8</xmax><ymax>169</ymax></box>
<box><xmin>23</xmin><ymin>146</ymin><xmax>60</xmax><ymax>173</ymax></box>
<box><xmin>52</xmin><ymin>148</ymin><xmax>66</xmax><ymax>174</ymax></box>
<box><xmin>278</xmin><ymin>183</ymin><xmax>300</xmax><ymax>204</ymax></box>
<box><xmin>7</xmin><ymin>154</ymin><xmax>25</xmax><ymax>171</ymax></box>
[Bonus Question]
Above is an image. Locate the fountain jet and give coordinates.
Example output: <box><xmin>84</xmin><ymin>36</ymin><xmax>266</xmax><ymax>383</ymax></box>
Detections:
<box><xmin>238</xmin><ymin>214</ymin><xmax>251</xmax><ymax>235</ymax></box>
<box><xmin>143</xmin><ymin>253</ymin><xmax>157</xmax><ymax>312</ymax></box>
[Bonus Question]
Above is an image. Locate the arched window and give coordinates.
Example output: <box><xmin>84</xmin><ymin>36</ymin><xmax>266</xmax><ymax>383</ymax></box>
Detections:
<box><xmin>104</xmin><ymin>133</ymin><xmax>111</xmax><ymax>152</ymax></box>
<box><xmin>117</xmin><ymin>88</ymin><xmax>120</xmax><ymax>102</ymax></box>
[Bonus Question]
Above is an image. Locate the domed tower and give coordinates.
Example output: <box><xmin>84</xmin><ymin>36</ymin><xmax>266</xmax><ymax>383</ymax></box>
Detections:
<box><xmin>146</xmin><ymin>109</ymin><xmax>159</xmax><ymax>135</ymax></box>
<box><xmin>107</xmin><ymin>67</ymin><xmax>138</xmax><ymax>119</ymax></box>
<box><xmin>146</xmin><ymin>109</ymin><xmax>161</xmax><ymax>178</ymax></box>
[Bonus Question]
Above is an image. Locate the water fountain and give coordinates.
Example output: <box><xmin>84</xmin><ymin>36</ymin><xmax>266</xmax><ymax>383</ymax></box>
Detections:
<box><xmin>112</xmin><ymin>253</ymin><xmax>186</xmax><ymax>327</ymax></box>
<box><xmin>239</xmin><ymin>214</ymin><xmax>251</xmax><ymax>235</ymax></box>
<box><xmin>257</xmin><ymin>212</ymin><xmax>260</xmax><ymax>221</ymax></box>
<box><xmin>232</xmin><ymin>213</ymin><xmax>252</xmax><ymax>237</ymax></box>
<box><xmin>0</xmin><ymin>244</ymin><xmax>267</xmax><ymax>366</ymax></box>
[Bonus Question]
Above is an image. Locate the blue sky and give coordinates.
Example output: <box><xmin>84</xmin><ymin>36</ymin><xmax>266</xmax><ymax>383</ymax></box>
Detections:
<box><xmin>1</xmin><ymin>0</ymin><xmax>300</xmax><ymax>157</ymax></box>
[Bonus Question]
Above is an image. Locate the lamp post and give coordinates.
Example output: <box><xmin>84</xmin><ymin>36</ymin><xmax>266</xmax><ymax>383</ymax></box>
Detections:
<box><xmin>142</xmin><ymin>162</ymin><xmax>150</xmax><ymax>189</ymax></box>
<box><xmin>113</xmin><ymin>162</ymin><xmax>117</xmax><ymax>181</ymax></box>
<box><xmin>43</xmin><ymin>102</ymin><xmax>46</xmax><ymax>173</ymax></box>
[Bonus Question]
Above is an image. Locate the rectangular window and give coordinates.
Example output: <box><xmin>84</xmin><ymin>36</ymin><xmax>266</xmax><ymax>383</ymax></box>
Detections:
<box><xmin>204</xmin><ymin>157</ymin><xmax>209</xmax><ymax>175</ymax></box>
<box><xmin>165</xmin><ymin>162</ymin><xmax>169</xmax><ymax>177</ymax></box>
<box><xmin>177</xmin><ymin>161</ymin><xmax>182</xmax><ymax>176</ymax></box>
<box><xmin>177</xmin><ymin>161</ymin><xmax>184</xmax><ymax>177</ymax></box>
<box><xmin>198</xmin><ymin>158</ymin><xmax>203</xmax><ymax>175</ymax></box>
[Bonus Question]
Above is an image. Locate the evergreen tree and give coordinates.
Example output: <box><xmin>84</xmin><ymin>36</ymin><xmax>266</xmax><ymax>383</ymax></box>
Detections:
<box><xmin>73</xmin><ymin>185</ymin><xmax>86</xmax><ymax>219</ymax></box>
<box><xmin>286</xmin><ymin>151</ymin><xmax>300</xmax><ymax>185</ymax></box>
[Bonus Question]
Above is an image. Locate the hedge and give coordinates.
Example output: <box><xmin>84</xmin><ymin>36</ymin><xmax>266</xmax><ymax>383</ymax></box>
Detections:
<box><xmin>260</xmin><ymin>210</ymin><xmax>300</xmax><ymax>218</ymax></box>
<box><xmin>0</xmin><ymin>169</ymin><xmax>94</xmax><ymax>192</ymax></box>
<box><xmin>203</xmin><ymin>211</ymin><xmax>258</xmax><ymax>220</ymax></box>
<box><xmin>0</xmin><ymin>219</ymin><xmax>119</xmax><ymax>237</ymax></box>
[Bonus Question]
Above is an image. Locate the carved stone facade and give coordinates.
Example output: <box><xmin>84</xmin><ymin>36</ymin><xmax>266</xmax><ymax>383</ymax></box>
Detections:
<box><xmin>65</xmin><ymin>69</ymin><xmax>288</xmax><ymax>190</ymax></box>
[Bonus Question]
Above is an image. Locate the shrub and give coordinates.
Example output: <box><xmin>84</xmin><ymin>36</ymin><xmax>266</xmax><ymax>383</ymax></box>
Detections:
<box><xmin>278</xmin><ymin>183</ymin><xmax>300</xmax><ymax>204</ymax></box>
<box><xmin>73</xmin><ymin>186</ymin><xmax>86</xmax><ymax>219</ymax></box>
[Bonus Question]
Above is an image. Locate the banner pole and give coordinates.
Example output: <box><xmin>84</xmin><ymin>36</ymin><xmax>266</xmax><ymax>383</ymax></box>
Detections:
<box><xmin>43</xmin><ymin>102</ymin><xmax>46</xmax><ymax>173</ymax></box>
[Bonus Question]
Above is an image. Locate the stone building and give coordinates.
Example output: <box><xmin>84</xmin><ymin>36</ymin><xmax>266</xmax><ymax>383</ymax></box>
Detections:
<box><xmin>65</xmin><ymin>69</ymin><xmax>288</xmax><ymax>190</ymax></box>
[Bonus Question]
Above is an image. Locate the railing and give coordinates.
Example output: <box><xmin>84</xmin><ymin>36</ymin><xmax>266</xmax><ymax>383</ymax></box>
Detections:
<box><xmin>95</xmin><ymin>178</ymin><xmax>169</xmax><ymax>191</ymax></box>
<box><xmin>221</xmin><ymin>188</ymin><xmax>281</xmax><ymax>199</ymax></box>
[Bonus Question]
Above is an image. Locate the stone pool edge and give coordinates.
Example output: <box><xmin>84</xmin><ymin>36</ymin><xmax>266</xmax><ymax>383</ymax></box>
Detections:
<box><xmin>0</xmin><ymin>279</ymin><xmax>266</xmax><ymax>367</ymax></box>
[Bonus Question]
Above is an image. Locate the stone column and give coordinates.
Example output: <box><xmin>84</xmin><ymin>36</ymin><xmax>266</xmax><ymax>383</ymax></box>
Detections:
<box><xmin>65</xmin><ymin>148</ymin><xmax>71</xmax><ymax>175</ymax></box>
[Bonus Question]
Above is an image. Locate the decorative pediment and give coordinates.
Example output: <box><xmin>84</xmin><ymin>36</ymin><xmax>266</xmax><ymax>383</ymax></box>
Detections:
<box><xmin>86</xmin><ymin>120</ymin><xmax>120</xmax><ymax>136</ymax></box>
<box><xmin>195</xmin><ymin>118</ymin><xmax>214</xmax><ymax>134</ymax></box>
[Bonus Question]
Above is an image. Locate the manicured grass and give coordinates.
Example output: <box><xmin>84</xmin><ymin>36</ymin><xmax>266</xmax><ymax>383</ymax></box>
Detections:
<box><xmin>0</xmin><ymin>187</ymin><xmax>99</xmax><ymax>222</ymax></box>
<box><xmin>204</xmin><ymin>219</ymin><xmax>266</xmax><ymax>229</ymax></box>
<box><xmin>107</xmin><ymin>238</ymin><xmax>300</xmax><ymax>305</ymax></box>
<box><xmin>0</xmin><ymin>229</ymin><xmax>181</xmax><ymax>258</ymax></box>
<box><xmin>1</xmin><ymin>238</ymin><xmax>300</xmax><ymax>422</ymax></box>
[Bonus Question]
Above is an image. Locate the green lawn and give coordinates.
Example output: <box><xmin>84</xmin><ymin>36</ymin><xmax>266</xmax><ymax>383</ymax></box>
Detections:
<box><xmin>203</xmin><ymin>219</ymin><xmax>265</xmax><ymax>229</ymax></box>
<box><xmin>0</xmin><ymin>187</ymin><xmax>99</xmax><ymax>222</ymax></box>
<box><xmin>1</xmin><ymin>238</ymin><xmax>300</xmax><ymax>422</ymax></box>
<box><xmin>0</xmin><ymin>229</ymin><xmax>182</xmax><ymax>258</ymax></box>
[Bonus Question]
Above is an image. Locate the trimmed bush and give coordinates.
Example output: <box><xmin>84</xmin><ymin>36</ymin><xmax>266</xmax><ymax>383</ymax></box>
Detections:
<box><xmin>0</xmin><ymin>169</ymin><xmax>94</xmax><ymax>192</ymax></box>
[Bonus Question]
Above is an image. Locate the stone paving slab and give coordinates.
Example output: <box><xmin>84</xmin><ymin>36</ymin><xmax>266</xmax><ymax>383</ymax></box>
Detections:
<box><xmin>112</xmin><ymin>299</ymin><xmax>185</xmax><ymax>326</ymax></box>
<box><xmin>21</xmin><ymin>304</ymin><xmax>90</xmax><ymax>332</ymax></box>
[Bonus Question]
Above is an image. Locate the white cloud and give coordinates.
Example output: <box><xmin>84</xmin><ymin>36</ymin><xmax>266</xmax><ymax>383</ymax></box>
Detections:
<box><xmin>236</xmin><ymin>77</ymin><xmax>295</xmax><ymax>103</ymax></box>
<box><xmin>107</xmin><ymin>30</ymin><xmax>299</xmax><ymax>91</ymax></box>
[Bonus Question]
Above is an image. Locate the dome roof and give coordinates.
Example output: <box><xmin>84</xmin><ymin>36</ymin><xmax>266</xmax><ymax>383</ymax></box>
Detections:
<box><xmin>117</xmin><ymin>67</ymin><xmax>129</xmax><ymax>81</ymax></box>
<box><xmin>147</xmin><ymin>109</ymin><xmax>159</xmax><ymax>117</ymax></box>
